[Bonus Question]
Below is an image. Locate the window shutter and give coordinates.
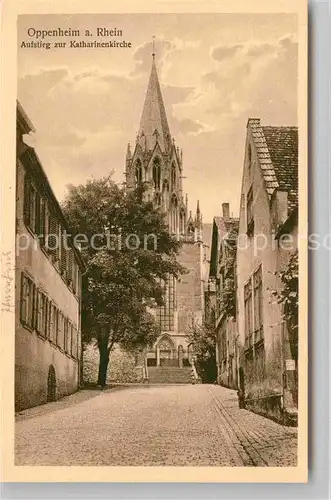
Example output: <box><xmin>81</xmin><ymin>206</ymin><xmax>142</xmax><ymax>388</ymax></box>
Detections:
<box><xmin>20</xmin><ymin>273</ymin><xmax>27</xmax><ymax>324</ymax></box>
<box><xmin>23</xmin><ymin>178</ymin><xmax>31</xmax><ymax>227</ymax></box>
<box><xmin>72</xmin><ymin>260</ymin><xmax>77</xmax><ymax>294</ymax></box>
<box><xmin>60</xmin><ymin>229</ymin><xmax>67</xmax><ymax>276</ymax></box>
<box><xmin>48</xmin><ymin>213</ymin><xmax>58</xmax><ymax>260</ymax></box>
<box><xmin>67</xmin><ymin>249</ymin><xmax>73</xmax><ymax>285</ymax></box>
<box><xmin>40</xmin><ymin>199</ymin><xmax>46</xmax><ymax>246</ymax></box>
<box><xmin>35</xmin><ymin>192</ymin><xmax>41</xmax><ymax>235</ymax></box>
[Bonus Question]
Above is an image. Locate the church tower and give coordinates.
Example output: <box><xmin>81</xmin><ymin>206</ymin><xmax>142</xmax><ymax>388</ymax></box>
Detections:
<box><xmin>126</xmin><ymin>51</ymin><xmax>204</xmax><ymax>368</ymax></box>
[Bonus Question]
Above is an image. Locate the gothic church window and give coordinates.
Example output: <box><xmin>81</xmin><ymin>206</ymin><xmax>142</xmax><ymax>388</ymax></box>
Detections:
<box><xmin>171</xmin><ymin>163</ymin><xmax>176</xmax><ymax>189</ymax></box>
<box><xmin>135</xmin><ymin>160</ymin><xmax>143</xmax><ymax>185</ymax></box>
<box><xmin>188</xmin><ymin>222</ymin><xmax>195</xmax><ymax>236</ymax></box>
<box><xmin>179</xmin><ymin>209</ymin><xmax>185</xmax><ymax>235</ymax></box>
<box><xmin>153</xmin><ymin>157</ymin><xmax>161</xmax><ymax>190</ymax></box>
<box><xmin>171</xmin><ymin>194</ymin><xmax>178</xmax><ymax>233</ymax></box>
<box><xmin>162</xmin><ymin>180</ymin><xmax>169</xmax><ymax>210</ymax></box>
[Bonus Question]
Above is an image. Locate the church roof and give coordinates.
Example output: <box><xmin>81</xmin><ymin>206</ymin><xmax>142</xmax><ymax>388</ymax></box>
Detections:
<box><xmin>139</xmin><ymin>59</ymin><xmax>171</xmax><ymax>152</ymax></box>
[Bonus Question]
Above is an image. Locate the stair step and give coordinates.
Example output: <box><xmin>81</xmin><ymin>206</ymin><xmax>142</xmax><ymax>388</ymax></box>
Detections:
<box><xmin>147</xmin><ymin>367</ymin><xmax>193</xmax><ymax>384</ymax></box>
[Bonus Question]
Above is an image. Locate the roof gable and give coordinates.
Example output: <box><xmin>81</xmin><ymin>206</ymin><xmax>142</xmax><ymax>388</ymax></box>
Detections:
<box><xmin>248</xmin><ymin>119</ymin><xmax>298</xmax><ymax>213</ymax></box>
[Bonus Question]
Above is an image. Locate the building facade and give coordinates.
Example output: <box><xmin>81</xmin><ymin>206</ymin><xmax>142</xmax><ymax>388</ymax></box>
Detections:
<box><xmin>125</xmin><ymin>56</ymin><xmax>205</xmax><ymax>367</ymax></box>
<box><xmin>15</xmin><ymin>101</ymin><xmax>85</xmax><ymax>411</ymax></box>
<box><xmin>208</xmin><ymin>203</ymin><xmax>239</xmax><ymax>390</ymax></box>
<box><xmin>236</xmin><ymin>118</ymin><xmax>298</xmax><ymax>424</ymax></box>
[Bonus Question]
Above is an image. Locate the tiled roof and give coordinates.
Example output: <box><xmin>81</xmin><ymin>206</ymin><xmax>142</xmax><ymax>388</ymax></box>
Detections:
<box><xmin>224</xmin><ymin>218</ymin><xmax>239</xmax><ymax>240</ymax></box>
<box><xmin>248</xmin><ymin>119</ymin><xmax>298</xmax><ymax>214</ymax></box>
<box><xmin>262</xmin><ymin>126</ymin><xmax>298</xmax><ymax>212</ymax></box>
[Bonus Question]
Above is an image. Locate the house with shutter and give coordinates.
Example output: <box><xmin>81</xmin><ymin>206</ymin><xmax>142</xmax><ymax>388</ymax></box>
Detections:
<box><xmin>15</xmin><ymin>101</ymin><xmax>85</xmax><ymax>411</ymax></box>
<box><xmin>236</xmin><ymin>118</ymin><xmax>298</xmax><ymax>425</ymax></box>
<box><xmin>208</xmin><ymin>203</ymin><xmax>239</xmax><ymax>390</ymax></box>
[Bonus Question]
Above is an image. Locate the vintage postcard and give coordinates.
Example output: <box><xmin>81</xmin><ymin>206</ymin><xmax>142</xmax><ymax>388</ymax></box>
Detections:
<box><xmin>0</xmin><ymin>0</ymin><xmax>307</xmax><ymax>483</ymax></box>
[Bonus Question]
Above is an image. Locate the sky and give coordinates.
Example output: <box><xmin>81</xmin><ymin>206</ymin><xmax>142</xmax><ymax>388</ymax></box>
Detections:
<box><xmin>18</xmin><ymin>13</ymin><xmax>298</xmax><ymax>223</ymax></box>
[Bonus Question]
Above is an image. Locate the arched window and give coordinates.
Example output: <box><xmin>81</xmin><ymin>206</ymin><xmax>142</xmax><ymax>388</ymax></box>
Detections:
<box><xmin>171</xmin><ymin>194</ymin><xmax>178</xmax><ymax>233</ymax></box>
<box><xmin>188</xmin><ymin>222</ymin><xmax>195</xmax><ymax>236</ymax></box>
<box><xmin>155</xmin><ymin>192</ymin><xmax>161</xmax><ymax>206</ymax></box>
<box><xmin>162</xmin><ymin>180</ymin><xmax>170</xmax><ymax>210</ymax></box>
<box><xmin>153</xmin><ymin>157</ymin><xmax>161</xmax><ymax>190</ymax></box>
<box><xmin>135</xmin><ymin>159</ymin><xmax>143</xmax><ymax>186</ymax></box>
<box><xmin>179</xmin><ymin>209</ymin><xmax>185</xmax><ymax>235</ymax></box>
<box><xmin>171</xmin><ymin>163</ymin><xmax>176</xmax><ymax>189</ymax></box>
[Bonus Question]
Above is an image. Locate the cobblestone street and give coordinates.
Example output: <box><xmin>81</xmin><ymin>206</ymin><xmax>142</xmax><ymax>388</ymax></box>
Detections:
<box><xmin>15</xmin><ymin>385</ymin><xmax>297</xmax><ymax>466</ymax></box>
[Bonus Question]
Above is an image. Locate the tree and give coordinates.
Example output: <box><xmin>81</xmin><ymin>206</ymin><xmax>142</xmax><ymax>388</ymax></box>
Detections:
<box><xmin>62</xmin><ymin>177</ymin><xmax>186</xmax><ymax>386</ymax></box>
<box><xmin>187</xmin><ymin>319</ymin><xmax>217</xmax><ymax>383</ymax></box>
<box><xmin>270</xmin><ymin>249</ymin><xmax>299</xmax><ymax>361</ymax></box>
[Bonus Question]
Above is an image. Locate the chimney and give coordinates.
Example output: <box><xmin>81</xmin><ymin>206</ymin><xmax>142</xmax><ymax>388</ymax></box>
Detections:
<box><xmin>222</xmin><ymin>203</ymin><xmax>230</xmax><ymax>220</ymax></box>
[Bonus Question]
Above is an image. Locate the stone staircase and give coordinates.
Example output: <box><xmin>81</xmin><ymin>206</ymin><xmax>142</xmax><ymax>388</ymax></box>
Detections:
<box><xmin>147</xmin><ymin>366</ymin><xmax>193</xmax><ymax>384</ymax></box>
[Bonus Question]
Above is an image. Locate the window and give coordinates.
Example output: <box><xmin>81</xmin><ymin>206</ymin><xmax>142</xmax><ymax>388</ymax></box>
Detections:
<box><xmin>67</xmin><ymin>249</ymin><xmax>73</xmax><ymax>285</ymax></box>
<box><xmin>162</xmin><ymin>180</ymin><xmax>169</xmax><ymax>210</ymax></box>
<box><xmin>68</xmin><ymin>322</ymin><xmax>73</xmax><ymax>356</ymax></box>
<box><xmin>171</xmin><ymin>163</ymin><xmax>176</xmax><ymax>189</ymax></box>
<box><xmin>29</xmin><ymin>186</ymin><xmax>36</xmax><ymax>232</ymax></box>
<box><xmin>246</xmin><ymin>187</ymin><xmax>254</xmax><ymax>235</ymax></box>
<box><xmin>64</xmin><ymin>318</ymin><xmax>69</xmax><ymax>353</ymax></box>
<box><xmin>153</xmin><ymin>158</ymin><xmax>161</xmax><ymax>190</ymax></box>
<box><xmin>179</xmin><ymin>210</ymin><xmax>185</xmax><ymax>235</ymax></box>
<box><xmin>157</xmin><ymin>276</ymin><xmax>175</xmax><ymax>332</ymax></box>
<box><xmin>39</xmin><ymin>198</ymin><xmax>47</xmax><ymax>247</ymax></box>
<box><xmin>244</xmin><ymin>279</ymin><xmax>253</xmax><ymax>348</ymax></box>
<box><xmin>59</xmin><ymin>227</ymin><xmax>68</xmax><ymax>278</ymax></box>
<box><xmin>23</xmin><ymin>177</ymin><xmax>36</xmax><ymax>232</ymax></box>
<box><xmin>48</xmin><ymin>302</ymin><xmax>57</xmax><ymax>343</ymax></box>
<box><xmin>220</xmin><ymin>325</ymin><xmax>227</xmax><ymax>362</ymax></box>
<box><xmin>187</xmin><ymin>222</ymin><xmax>195</xmax><ymax>236</ymax></box>
<box><xmin>47</xmin><ymin>212</ymin><xmax>59</xmax><ymax>261</ymax></box>
<box><xmin>135</xmin><ymin>160</ymin><xmax>143</xmax><ymax>185</ymax></box>
<box><xmin>72</xmin><ymin>259</ymin><xmax>77</xmax><ymax>294</ymax></box>
<box><xmin>36</xmin><ymin>290</ymin><xmax>48</xmax><ymax>337</ymax></box>
<box><xmin>253</xmin><ymin>266</ymin><xmax>263</xmax><ymax>341</ymax></box>
<box><xmin>155</xmin><ymin>192</ymin><xmax>161</xmax><ymax>206</ymax></box>
<box><xmin>72</xmin><ymin>326</ymin><xmax>78</xmax><ymax>359</ymax></box>
<box><xmin>171</xmin><ymin>195</ymin><xmax>178</xmax><ymax>233</ymax></box>
<box><xmin>20</xmin><ymin>273</ymin><xmax>35</xmax><ymax>328</ymax></box>
<box><xmin>57</xmin><ymin>312</ymin><xmax>64</xmax><ymax>350</ymax></box>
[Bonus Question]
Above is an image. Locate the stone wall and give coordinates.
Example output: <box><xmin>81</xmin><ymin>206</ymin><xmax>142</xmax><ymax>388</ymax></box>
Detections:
<box><xmin>83</xmin><ymin>344</ymin><xmax>142</xmax><ymax>385</ymax></box>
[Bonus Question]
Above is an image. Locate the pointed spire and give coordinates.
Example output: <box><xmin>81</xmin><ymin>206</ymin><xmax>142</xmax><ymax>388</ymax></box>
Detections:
<box><xmin>138</xmin><ymin>55</ymin><xmax>171</xmax><ymax>152</ymax></box>
<box><xmin>126</xmin><ymin>142</ymin><xmax>132</xmax><ymax>159</ymax></box>
<box><xmin>196</xmin><ymin>200</ymin><xmax>201</xmax><ymax>219</ymax></box>
<box><xmin>152</xmin><ymin>35</ymin><xmax>156</xmax><ymax>60</ymax></box>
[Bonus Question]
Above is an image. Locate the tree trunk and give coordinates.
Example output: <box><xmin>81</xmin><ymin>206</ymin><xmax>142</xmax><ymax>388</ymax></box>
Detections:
<box><xmin>98</xmin><ymin>339</ymin><xmax>110</xmax><ymax>387</ymax></box>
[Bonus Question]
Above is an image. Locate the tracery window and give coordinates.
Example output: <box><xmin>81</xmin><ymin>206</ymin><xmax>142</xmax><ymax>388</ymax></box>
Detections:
<box><xmin>171</xmin><ymin>163</ymin><xmax>176</xmax><ymax>189</ymax></box>
<box><xmin>135</xmin><ymin>159</ymin><xmax>143</xmax><ymax>185</ymax></box>
<box><xmin>153</xmin><ymin>157</ymin><xmax>161</xmax><ymax>190</ymax></box>
<box><xmin>171</xmin><ymin>194</ymin><xmax>178</xmax><ymax>233</ymax></box>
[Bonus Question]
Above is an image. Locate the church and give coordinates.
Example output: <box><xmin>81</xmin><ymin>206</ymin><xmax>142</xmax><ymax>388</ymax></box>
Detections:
<box><xmin>83</xmin><ymin>52</ymin><xmax>208</xmax><ymax>384</ymax></box>
<box><xmin>125</xmin><ymin>53</ymin><xmax>206</xmax><ymax>370</ymax></box>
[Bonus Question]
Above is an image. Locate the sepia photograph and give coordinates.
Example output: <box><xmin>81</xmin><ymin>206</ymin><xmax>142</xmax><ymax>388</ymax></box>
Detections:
<box><xmin>9</xmin><ymin>7</ymin><xmax>306</xmax><ymax>478</ymax></box>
